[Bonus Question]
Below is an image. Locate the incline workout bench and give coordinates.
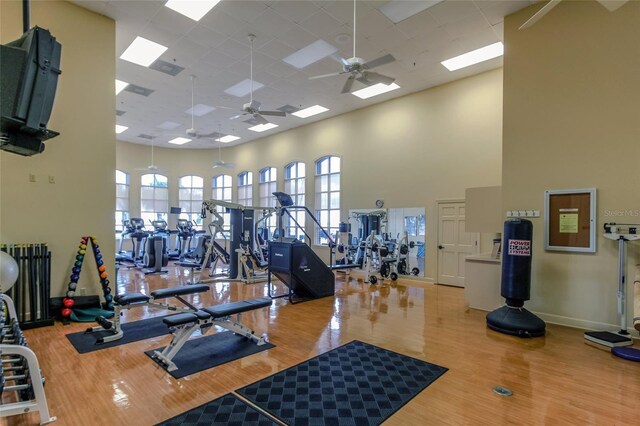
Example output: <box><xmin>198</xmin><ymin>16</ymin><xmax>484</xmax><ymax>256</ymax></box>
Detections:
<box><xmin>86</xmin><ymin>284</ymin><xmax>210</xmax><ymax>343</ymax></box>
<box><xmin>152</xmin><ymin>297</ymin><xmax>271</xmax><ymax>372</ymax></box>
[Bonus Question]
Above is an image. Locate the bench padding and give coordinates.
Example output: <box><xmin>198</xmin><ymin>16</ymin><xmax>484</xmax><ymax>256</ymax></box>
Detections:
<box><xmin>114</xmin><ymin>293</ymin><xmax>150</xmax><ymax>305</ymax></box>
<box><xmin>150</xmin><ymin>284</ymin><xmax>209</xmax><ymax>300</ymax></box>
<box><xmin>163</xmin><ymin>310</ymin><xmax>211</xmax><ymax>327</ymax></box>
<box><xmin>204</xmin><ymin>297</ymin><xmax>272</xmax><ymax>318</ymax></box>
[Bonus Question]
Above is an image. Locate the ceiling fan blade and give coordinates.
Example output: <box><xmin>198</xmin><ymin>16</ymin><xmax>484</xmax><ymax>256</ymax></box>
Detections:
<box><xmin>360</xmin><ymin>71</ymin><xmax>395</xmax><ymax>86</ymax></box>
<box><xmin>259</xmin><ymin>110</ymin><xmax>286</xmax><ymax>117</ymax></box>
<box><xmin>214</xmin><ymin>105</ymin><xmax>236</xmax><ymax>110</ymax></box>
<box><xmin>330</xmin><ymin>53</ymin><xmax>350</xmax><ymax>66</ymax></box>
<box><xmin>309</xmin><ymin>71</ymin><xmax>344</xmax><ymax>80</ymax></box>
<box><xmin>363</xmin><ymin>53</ymin><xmax>395</xmax><ymax>70</ymax></box>
<box><xmin>248</xmin><ymin>99</ymin><xmax>261</xmax><ymax>110</ymax></box>
<box><xmin>519</xmin><ymin>0</ymin><xmax>561</xmax><ymax>30</ymax></box>
<box><xmin>253</xmin><ymin>114</ymin><xmax>270</xmax><ymax>125</ymax></box>
<box><xmin>341</xmin><ymin>75</ymin><xmax>356</xmax><ymax>94</ymax></box>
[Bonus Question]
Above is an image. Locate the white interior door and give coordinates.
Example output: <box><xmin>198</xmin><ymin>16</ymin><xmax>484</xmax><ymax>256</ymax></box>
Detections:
<box><xmin>437</xmin><ymin>202</ymin><xmax>477</xmax><ymax>287</ymax></box>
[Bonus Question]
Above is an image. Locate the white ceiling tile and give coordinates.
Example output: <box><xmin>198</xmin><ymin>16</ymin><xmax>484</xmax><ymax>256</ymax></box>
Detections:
<box><xmin>363</xmin><ymin>26</ymin><xmax>410</xmax><ymax>55</ymax></box>
<box><xmin>217</xmin><ymin>0</ymin><xmax>270</xmax><ymax>23</ymax></box>
<box><xmin>150</xmin><ymin>7</ymin><xmax>199</xmax><ymax>36</ymax></box>
<box><xmin>409</xmin><ymin>27</ymin><xmax>453</xmax><ymax>52</ymax></box>
<box><xmin>259</xmin><ymin>39</ymin><xmax>298</xmax><ymax>60</ymax></box>
<box><xmin>264</xmin><ymin>60</ymin><xmax>299</xmax><ymax>78</ymax></box>
<box><xmin>300</xmin><ymin>10</ymin><xmax>345</xmax><ymax>38</ymax></box>
<box><xmin>138</xmin><ymin>23</ymin><xmax>184</xmax><ymax>49</ymax></box>
<box><xmin>441</xmin><ymin>12</ymin><xmax>492</xmax><ymax>40</ymax></box>
<box><xmin>160</xmin><ymin>38</ymin><xmax>210</xmax><ymax>68</ymax></box>
<box><xmin>270</xmin><ymin>0</ymin><xmax>322</xmax><ymax>23</ymax></box>
<box><xmin>427</xmin><ymin>0</ymin><xmax>480</xmax><ymax>25</ymax></box>
<box><xmin>199</xmin><ymin>10</ymin><xmax>249</xmax><ymax>36</ymax></box>
<box><xmin>250</xmin><ymin>9</ymin><xmax>299</xmax><ymax>39</ymax></box>
<box><xmin>277</xmin><ymin>26</ymin><xmax>319</xmax><ymax>50</ymax></box>
<box><xmin>355</xmin><ymin>9</ymin><xmax>394</xmax><ymax>38</ymax></box>
<box><xmin>480</xmin><ymin>1</ymin><xmax>534</xmax><ymax>25</ymax></box>
<box><xmin>474</xmin><ymin>0</ymin><xmax>535</xmax><ymax>11</ymax></box>
<box><xmin>394</xmin><ymin>8</ymin><xmax>441</xmax><ymax>39</ymax></box>
<box><xmin>458</xmin><ymin>27</ymin><xmax>501</xmax><ymax>51</ymax></box>
<box><xmin>185</xmin><ymin>25</ymin><xmax>229</xmax><ymax>48</ymax></box>
<box><xmin>109</xmin><ymin>0</ymin><xmax>163</xmax><ymax>21</ymax></box>
<box><xmin>216</xmin><ymin>38</ymin><xmax>251</xmax><ymax>60</ymax></box>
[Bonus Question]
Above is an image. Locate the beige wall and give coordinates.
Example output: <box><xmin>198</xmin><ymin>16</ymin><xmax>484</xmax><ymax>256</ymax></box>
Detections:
<box><xmin>0</xmin><ymin>1</ymin><xmax>116</xmax><ymax>298</ymax></box>
<box><xmin>117</xmin><ymin>68</ymin><xmax>503</xmax><ymax>281</ymax></box>
<box><xmin>503</xmin><ymin>1</ymin><xmax>640</xmax><ymax>330</ymax></box>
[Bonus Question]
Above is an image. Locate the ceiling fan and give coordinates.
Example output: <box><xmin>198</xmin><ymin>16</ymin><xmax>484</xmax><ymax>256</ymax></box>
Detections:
<box><xmin>519</xmin><ymin>0</ymin><xmax>628</xmax><ymax>29</ymax></box>
<box><xmin>212</xmin><ymin>124</ymin><xmax>235</xmax><ymax>169</ymax></box>
<box><xmin>135</xmin><ymin>136</ymin><xmax>167</xmax><ymax>172</ymax></box>
<box><xmin>228</xmin><ymin>34</ymin><xmax>286</xmax><ymax>125</ymax></box>
<box><xmin>309</xmin><ymin>0</ymin><xmax>396</xmax><ymax>94</ymax></box>
<box><xmin>182</xmin><ymin>75</ymin><xmax>221</xmax><ymax>139</ymax></box>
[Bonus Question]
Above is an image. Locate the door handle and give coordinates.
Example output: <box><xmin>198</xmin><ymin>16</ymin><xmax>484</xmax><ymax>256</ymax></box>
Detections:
<box><xmin>438</xmin><ymin>245</ymin><xmax>444</xmax><ymax>249</ymax></box>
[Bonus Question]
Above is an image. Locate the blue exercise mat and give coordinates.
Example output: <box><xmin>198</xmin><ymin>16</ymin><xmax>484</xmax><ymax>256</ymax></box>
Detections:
<box><xmin>66</xmin><ymin>315</ymin><xmax>170</xmax><ymax>354</ymax></box>
<box><xmin>237</xmin><ymin>340</ymin><xmax>448</xmax><ymax>426</ymax></box>
<box><xmin>145</xmin><ymin>331</ymin><xmax>275</xmax><ymax>379</ymax></box>
<box><xmin>156</xmin><ymin>393</ymin><xmax>277</xmax><ymax>426</ymax></box>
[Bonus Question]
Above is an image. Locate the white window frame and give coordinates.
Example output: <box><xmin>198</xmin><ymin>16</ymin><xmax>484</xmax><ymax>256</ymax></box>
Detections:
<box><xmin>284</xmin><ymin>161</ymin><xmax>306</xmax><ymax>240</ymax></box>
<box><xmin>315</xmin><ymin>156</ymin><xmax>341</xmax><ymax>245</ymax></box>
<box><xmin>179</xmin><ymin>175</ymin><xmax>204</xmax><ymax>230</ymax></box>
<box><xmin>212</xmin><ymin>174</ymin><xmax>233</xmax><ymax>234</ymax></box>
<box><xmin>115</xmin><ymin>170</ymin><xmax>129</xmax><ymax>232</ymax></box>
<box><xmin>237</xmin><ymin>171</ymin><xmax>253</xmax><ymax>207</ymax></box>
<box><xmin>140</xmin><ymin>173</ymin><xmax>169</xmax><ymax>225</ymax></box>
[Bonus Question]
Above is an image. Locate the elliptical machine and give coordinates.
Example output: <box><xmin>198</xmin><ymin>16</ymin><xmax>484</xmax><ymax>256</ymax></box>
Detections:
<box><xmin>140</xmin><ymin>234</ymin><xmax>169</xmax><ymax>275</ymax></box>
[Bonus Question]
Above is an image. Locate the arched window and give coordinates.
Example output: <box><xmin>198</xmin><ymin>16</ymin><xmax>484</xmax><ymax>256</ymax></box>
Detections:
<box><xmin>115</xmin><ymin>170</ymin><xmax>129</xmax><ymax>231</ymax></box>
<box><xmin>140</xmin><ymin>173</ymin><xmax>168</xmax><ymax>224</ymax></box>
<box><xmin>179</xmin><ymin>175</ymin><xmax>204</xmax><ymax>230</ymax></box>
<box><xmin>315</xmin><ymin>156</ymin><xmax>340</xmax><ymax>245</ymax></box>
<box><xmin>259</xmin><ymin>167</ymin><xmax>277</xmax><ymax>208</ymax></box>
<box><xmin>237</xmin><ymin>171</ymin><xmax>253</xmax><ymax>206</ymax></box>
<box><xmin>284</xmin><ymin>162</ymin><xmax>305</xmax><ymax>240</ymax></box>
<box><xmin>212</xmin><ymin>174</ymin><xmax>233</xmax><ymax>233</ymax></box>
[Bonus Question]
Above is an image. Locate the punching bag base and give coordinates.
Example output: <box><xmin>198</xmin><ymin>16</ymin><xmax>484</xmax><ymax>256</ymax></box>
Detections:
<box><xmin>486</xmin><ymin>305</ymin><xmax>546</xmax><ymax>338</ymax></box>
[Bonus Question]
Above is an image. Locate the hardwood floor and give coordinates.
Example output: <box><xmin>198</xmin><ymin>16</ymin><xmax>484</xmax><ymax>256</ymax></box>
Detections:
<box><xmin>4</xmin><ymin>266</ymin><xmax>639</xmax><ymax>425</ymax></box>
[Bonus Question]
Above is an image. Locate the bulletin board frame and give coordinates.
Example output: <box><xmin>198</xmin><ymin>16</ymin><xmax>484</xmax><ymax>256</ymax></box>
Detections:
<box><xmin>544</xmin><ymin>188</ymin><xmax>596</xmax><ymax>253</ymax></box>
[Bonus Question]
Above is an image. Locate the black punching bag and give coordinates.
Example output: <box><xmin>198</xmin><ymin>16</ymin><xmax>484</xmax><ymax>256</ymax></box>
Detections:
<box><xmin>486</xmin><ymin>219</ymin><xmax>546</xmax><ymax>337</ymax></box>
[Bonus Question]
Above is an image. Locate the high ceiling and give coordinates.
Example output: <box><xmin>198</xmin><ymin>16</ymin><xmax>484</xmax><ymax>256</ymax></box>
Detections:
<box><xmin>74</xmin><ymin>0</ymin><xmax>536</xmax><ymax>149</ymax></box>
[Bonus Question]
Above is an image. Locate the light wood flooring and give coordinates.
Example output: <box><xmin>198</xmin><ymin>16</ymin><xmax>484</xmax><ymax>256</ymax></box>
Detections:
<box><xmin>4</xmin><ymin>265</ymin><xmax>639</xmax><ymax>425</ymax></box>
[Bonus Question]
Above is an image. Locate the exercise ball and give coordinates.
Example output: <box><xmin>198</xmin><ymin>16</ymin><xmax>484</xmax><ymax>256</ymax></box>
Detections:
<box><xmin>0</xmin><ymin>251</ymin><xmax>19</xmax><ymax>292</ymax></box>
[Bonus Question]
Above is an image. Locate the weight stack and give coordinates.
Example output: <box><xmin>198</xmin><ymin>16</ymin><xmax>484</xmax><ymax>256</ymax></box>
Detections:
<box><xmin>486</xmin><ymin>219</ymin><xmax>546</xmax><ymax>338</ymax></box>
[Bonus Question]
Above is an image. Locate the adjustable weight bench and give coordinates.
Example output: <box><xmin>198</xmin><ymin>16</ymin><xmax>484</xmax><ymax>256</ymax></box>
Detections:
<box><xmin>152</xmin><ymin>297</ymin><xmax>272</xmax><ymax>372</ymax></box>
<box><xmin>86</xmin><ymin>284</ymin><xmax>210</xmax><ymax>344</ymax></box>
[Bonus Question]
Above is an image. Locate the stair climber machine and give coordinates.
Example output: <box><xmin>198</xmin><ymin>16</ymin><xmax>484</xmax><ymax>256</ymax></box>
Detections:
<box><xmin>268</xmin><ymin>192</ymin><xmax>360</xmax><ymax>303</ymax></box>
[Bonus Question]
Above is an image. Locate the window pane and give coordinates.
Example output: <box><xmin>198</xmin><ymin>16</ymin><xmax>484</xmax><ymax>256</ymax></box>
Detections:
<box><xmin>141</xmin><ymin>212</ymin><xmax>155</xmax><ymax>223</ymax></box>
<box><xmin>297</xmin><ymin>178</ymin><xmax>305</xmax><ymax>194</ymax></box>
<box><xmin>298</xmin><ymin>163</ymin><xmax>305</xmax><ymax>177</ymax></box>
<box><xmin>155</xmin><ymin>200</ymin><xmax>167</xmax><ymax>212</ymax></box>
<box><xmin>116</xmin><ymin>170</ymin><xmax>128</xmax><ymax>184</ymax></box>
<box><xmin>141</xmin><ymin>200</ymin><xmax>155</xmax><ymax>212</ymax></box>
<box><xmin>224</xmin><ymin>175</ymin><xmax>231</xmax><ymax>186</ymax></box>
<box><xmin>318</xmin><ymin>211</ymin><xmax>328</xmax><ymax>227</ymax></box>
<box><xmin>156</xmin><ymin>187</ymin><xmax>169</xmax><ymax>200</ymax></box>
<box><xmin>116</xmin><ymin>184</ymin><xmax>128</xmax><ymax>198</ymax></box>
<box><xmin>330</xmin><ymin>192</ymin><xmax>339</xmax><ymax>209</ymax></box>
<box><xmin>320</xmin><ymin>193</ymin><xmax>328</xmax><ymax>209</ymax></box>
<box><xmin>192</xmin><ymin>188</ymin><xmax>203</xmax><ymax>200</ymax></box>
<box><xmin>155</xmin><ymin>175</ymin><xmax>168</xmax><ymax>186</ymax></box>
<box><xmin>192</xmin><ymin>176</ymin><xmax>203</xmax><ymax>187</ymax></box>
<box><xmin>179</xmin><ymin>176</ymin><xmax>190</xmax><ymax>187</ymax></box>
<box><xmin>140</xmin><ymin>186</ymin><xmax>153</xmax><ymax>199</ymax></box>
<box><xmin>321</xmin><ymin>175</ymin><xmax>328</xmax><ymax>192</ymax></box>
<box><xmin>297</xmin><ymin>195</ymin><xmax>305</xmax><ymax>206</ymax></box>
<box><xmin>330</xmin><ymin>174</ymin><xmax>340</xmax><ymax>191</ymax></box>
<box><xmin>223</xmin><ymin>188</ymin><xmax>232</xmax><ymax>200</ymax></box>
<box><xmin>191</xmin><ymin>201</ymin><xmax>201</xmax><ymax>213</ymax></box>
<box><xmin>329</xmin><ymin>210</ymin><xmax>340</xmax><ymax>226</ymax></box>
<box><xmin>179</xmin><ymin>188</ymin><xmax>191</xmax><ymax>200</ymax></box>
<box><xmin>116</xmin><ymin>198</ymin><xmax>128</xmax><ymax>211</ymax></box>
<box><xmin>319</xmin><ymin>158</ymin><xmax>329</xmax><ymax>174</ymax></box>
<box><xmin>141</xmin><ymin>174</ymin><xmax>154</xmax><ymax>186</ymax></box>
<box><xmin>179</xmin><ymin>201</ymin><xmax>190</xmax><ymax>211</ymax></box>
<box><xmin>330</xmin><ymin>157</ymin><xmax>340</xmax><ymax>173</ymax></box>
<box><xmin>284</xmin><ymin>180</ymin><xmax>293</xmax><ymax>194</ymax></box>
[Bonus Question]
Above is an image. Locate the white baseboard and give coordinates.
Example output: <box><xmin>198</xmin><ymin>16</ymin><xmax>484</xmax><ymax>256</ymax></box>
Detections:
<box><xmin>532</xmin><ymin>310</ymin><xmax>640</xmax><ymax>338</ymax></box>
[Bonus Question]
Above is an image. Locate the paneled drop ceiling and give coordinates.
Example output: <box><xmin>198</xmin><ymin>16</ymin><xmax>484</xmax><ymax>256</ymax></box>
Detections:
<box><xmin>74</xmin><ymin>0</ymin><xmax>536</xmax><ymax>149</ymax></box>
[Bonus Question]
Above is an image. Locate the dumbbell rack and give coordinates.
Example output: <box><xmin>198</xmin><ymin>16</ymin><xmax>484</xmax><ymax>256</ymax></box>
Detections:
<box><xmin>1</xmin><ymin>293</ymin><xmax>56</xmax><ymax>424</ymax></box>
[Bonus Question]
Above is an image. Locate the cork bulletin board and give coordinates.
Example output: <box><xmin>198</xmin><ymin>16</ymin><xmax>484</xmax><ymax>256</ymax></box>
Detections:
<box><xmin>544</xmin><ymin>188</ymin><xmax>596</xmax><ymax>252</ymax></box>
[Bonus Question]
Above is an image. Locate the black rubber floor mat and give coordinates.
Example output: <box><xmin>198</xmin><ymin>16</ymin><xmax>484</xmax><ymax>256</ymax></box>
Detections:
<box><xmin>236</xmin><ymin>340</ymin><xmax>447</xmax><ymax>426</ymax></box>
<box><xmin>145</xmin><ymin>331</ymin><xmax>275</xmax><ymax>379</ymax></box>
<box><xmin>156</xmin><ymin>393</ymin><xmax>278</xmax><ymax>426</ymax></box>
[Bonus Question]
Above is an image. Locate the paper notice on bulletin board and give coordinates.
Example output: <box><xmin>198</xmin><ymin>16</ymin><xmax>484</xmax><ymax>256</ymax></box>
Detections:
<box><xmin>559</xmin><ymin>213</ymin><xmax>578</xmax><ymax>233</ymax></box>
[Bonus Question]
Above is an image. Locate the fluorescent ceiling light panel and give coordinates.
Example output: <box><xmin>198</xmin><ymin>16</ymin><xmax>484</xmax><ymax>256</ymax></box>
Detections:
<box><xmin>248</xmin><ymin>123</ymin><xmax>278</xmax><ymax>133</ymax></box>
<box><xmin>165</xmin><ymin>0</ymin><xmax>221</xmax><ymax>21</ymax></box>
<box><xmin>168</xmin><ymin>137</ymin><xmax>191</xmax><ymax>145</ymax></box>
<box><xmin>157</xmin><ymin>121</ymin><xmax>181</xmax><ymax>130</ymax></box>
<box><xmin>217</xmin><ymin>135</ymin><xmax>240</xmax><ymax>143</ymax></box>
<box><xmin>115</xmin><ymin>79</ymin><xmax>129</xmax><ymax>95</ymax></box>
<box><xmin>379</xmin><ymin>0</ymin><xmax>443</xmax><ymax>23</ymax></box>
<box><xmin>282</xmin><ymin>40</ymin><xmax>338</xmax><ymax>69</ymax></box>
<box><xmin>185</xmin><ymin>104</ymin><xmax>216</xmax><ymax>116</ymax></box>
<box><xmin>352</xmin><ymin>83</ymin><xmax>400</xmax><ymax>99</ymax></box>
<box><xmin>224</xmin><ymin>79</ymin><xmax>264</xmax><ymax>98</ymax></box>
<box><xmin>441</xmin><ymin>42</ymin><xmax>504</xmax><ymax>71</ymax></box>
<box><xmin>292</xmin><ymin>105</ymin><xmax>329</xmax><ymax>118</ymax></box>
<box><xmin>115</xmin><ymin>125</ymin><xmax>128</xmax><ymax>134</ymax></box>
<box><xmin>120</xmin><ymin>36</ymin><xmax>168</xmax><ymax>67</ymax></box>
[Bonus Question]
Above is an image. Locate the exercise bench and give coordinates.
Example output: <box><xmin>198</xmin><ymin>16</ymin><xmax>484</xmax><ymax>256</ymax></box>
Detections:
<box><xmin>86</xmin><ymin>284</ymin><xmax>210</xmax><ymax>344</ymax></box>
<box><xmin>152</xmin><ymin>297</ymin><xmax>272</xmax><ymax>372</ymax></box>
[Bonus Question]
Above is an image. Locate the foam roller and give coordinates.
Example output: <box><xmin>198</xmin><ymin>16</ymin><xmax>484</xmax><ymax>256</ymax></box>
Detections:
<box><xmin>634</xmin><ymin>264</ymin><xmax>639</xmax><ymax>332</ymax></box>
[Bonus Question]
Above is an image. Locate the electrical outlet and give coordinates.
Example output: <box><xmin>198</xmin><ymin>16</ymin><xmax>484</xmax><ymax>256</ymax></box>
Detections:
<box><xmin>48</xmin><ymin>175</ymin><xmax>55</xmax><ymax>184</ymax></box>
<box><xmin>29</xmin><ymin>174</ymin><xmax>36</xmax><ymax>182</ymax></box>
